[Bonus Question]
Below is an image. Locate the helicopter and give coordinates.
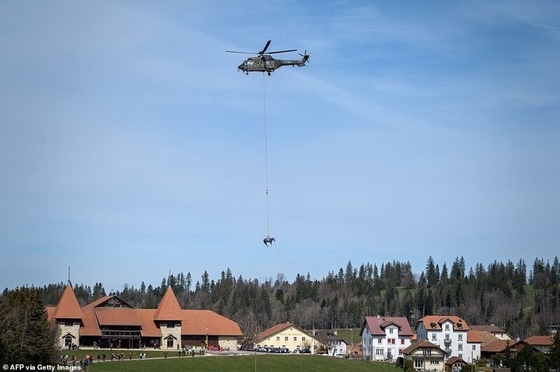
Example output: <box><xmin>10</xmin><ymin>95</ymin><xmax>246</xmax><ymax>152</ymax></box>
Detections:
<box><xmin>226</xmin><ymin>40</ymin><xmax>309</xmax><ymax>75</ymax></box>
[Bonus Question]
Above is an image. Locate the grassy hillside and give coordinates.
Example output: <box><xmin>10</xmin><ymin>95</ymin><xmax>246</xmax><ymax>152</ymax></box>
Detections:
<box><xmin>335</xmin><ymin>328</ymin><xmax>361</xmax><ymax>346</ymax></box>
<box><xmin>85</xmin><ymin>354</ymin><xmax>399</xmax><ymax>372</ymax></box>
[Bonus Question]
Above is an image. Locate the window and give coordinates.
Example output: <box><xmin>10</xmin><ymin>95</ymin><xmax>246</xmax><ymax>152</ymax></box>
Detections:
<box><xmin>293</xmin><ymin>337</ymin><xmax>297</xmax><ymax>341</ymax></box>
<box><xmin>167</xmin><ymin>323</ymin><xmax>175</xmax><ymax>328</ymax></box>
<box><xmin>458</xmin><ymin>344</ymin><xmax>463</xmax><ymax>351</ymax></box>
<box><xmin>431</xmin><ymin>334</ymin><xmax>437</xmax><ymax>341</ymax></box>
<box><xmin>65</xmin><ymin>321</ymin><xmax>73</xmax><ymax>327</ymax></box>
<box><xmin>423</xmin><ymin>350</ymin><xmax>431</xmax><ymax>357</ymax></box>
<box><xmin>472</xmin><ymin>345</ymin><xmax>476</xmax><ymax>350</ymax></box>
<box><xmin>458</xmin><ymin>334</ymin><xmax>463</xmax><ymax>341</ymax></box>
<box><xmin>376</xmin><ymin>348</ymin><xmax>384</xmax><ymax>355</ymax></box>
<box><xmin>302</xmin><ymin>337</ymin><xmax>306</xmax><ymax>342</ymax></box>
<box><xmin>445</xmin><ymin>324</ymin><xmax>450</xmax><ymax>331</ymax></box>
<box><xmin>430</xmin><ymin>360</ymin><xmax>440</xmax><ymax>365</ymax></box>
<box><xmin>285</xmin><ymin>336</ymin><xmax>288</xmax><ymax>341</ymax></box>
<box><xmin>276</xmin><ymin>336</ymin><xmax>280</xmax><ymax>341</ymax></box>
<box><xmin>166</xmin><ymin>338</ymin><xmax>174</xmax><ymax>348</ymax></box>
<box><xmin>378</xmin><ymin>338</ymin><xmax>382</xmax><ymax>344</ymax></box>
<box><xmin>401</xmin><ymin>339</ymin><xmax>405</xmax><ymax>344</ymax></box>
<box><xmin>414</xmin><ymin>359</ymin><xmax>424</xmax><ymax>368</ymax></box>
<box><xmin>389</xmin><ymin>328</ymin><xmax>394</xmax><ymax>334</ymax></box>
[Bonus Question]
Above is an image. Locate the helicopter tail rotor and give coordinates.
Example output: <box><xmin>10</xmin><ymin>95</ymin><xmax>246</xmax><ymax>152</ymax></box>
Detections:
<box><xmin>299</xmin><ymin>50</ymin><xmax>310</xmax><ymax>64</ymax></box>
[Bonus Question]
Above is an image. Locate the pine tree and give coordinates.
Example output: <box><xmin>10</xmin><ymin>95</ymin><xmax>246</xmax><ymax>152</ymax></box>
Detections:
<box><xmin>0</xmin><ymin>287</ymin><xmax>56</xmax><ymax>364</ymax></box>
<box><xmin>548</xmin><ymin>331</ymin><xmax>560</xmax><ymax>372</ymax></box>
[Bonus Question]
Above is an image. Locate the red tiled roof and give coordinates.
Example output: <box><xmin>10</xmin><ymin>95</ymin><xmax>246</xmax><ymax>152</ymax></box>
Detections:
<box><xmin>49</xmin><ymin>286</ymin><xmax>242</xmax><ymax>339</ymax></box>
<box><xmin>525</xmin><ymin>335</ymin><xmax>553</xmax><ymax>346</ymax></box>
<box><xmin>482</xmin><ymin>339</ymin><xmax>525</xmax><ymax>353</ymax></box>
<box><xmin>446</xmin><ymin>356</ymin><xmax>467</xmax><ymax>366</ymax></box>
<box><xmin>82</xmin><ymin>295</ymin><xmax>114</xmax><ymax>309</ymax></box>
<box><xmin>181</xmin><ymin>310</ymin><xmax>242</xmax><ymax>336</ymax></box>
<box><xmin>137</xmin><ymin>310</ymin><xmax>162</xmax><ymax>337</ymax></box>
<box><xmin>418</xmin><ymin>315</ymin><xmax>470</xmax><ymax>331</ymax></box>
<box><xmin>95</xmin><ymin>307</ymin><xmax>142</xmax><ymax>326</ymax></box>
<box><xmin>254</xmin><ymin>322</ymin><xmax>309</xmax><ymax>343</ymax></box>
<box><xmin>51</xmin><ymin>285</ymin><xmax>83</xmax><ymax>320</ymax></box>
<box><xmin>46</xmin><ymin>306</ymin><xmax>56</xmax><ymax>321</ymax></box>
<box><xmin>468</xmin><ymin>329</ymin><xmax>483</xmax><ymax>343</ymax></box>
<box><xmin>153</xmin><ymin>288</ymin><xmax>183</xmax><ymax>321</ymax></box>
<box><xmin>403</xmin><ymin>340</ymin><xmax>443</xmax><ymax>354</ymax></box>
<box><xmin>470</xmin><ymin>325</ymin><xmax>508</xmax><ymax>334</ymax></box>
<box><xmin>80</xmin><ymin>306</ymin><xmax>102</xmax><ymax>337</ymax></box>
<box><xmin>478</xmin><ymin>330</ymin><xmax>500</xmax><ymax>346</ymax></box>
<box><xmin>362</xmin><ymin>316</ymin><xmax>413</xmax><ymax>337</ymax></box>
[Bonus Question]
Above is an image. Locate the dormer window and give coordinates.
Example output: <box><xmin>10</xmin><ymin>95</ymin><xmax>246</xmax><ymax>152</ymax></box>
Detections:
<box><xmin>167</xmin><ymin>322</ymin><xmax>175</xmax><ymax>328</ymax></box>
<box><xmin>445</xmin><ymin>324</ymin><xmax>450</xmax><ymax>331</ymax></box>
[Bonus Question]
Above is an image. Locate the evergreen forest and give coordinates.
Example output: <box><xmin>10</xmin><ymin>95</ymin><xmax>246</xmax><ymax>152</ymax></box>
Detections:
<box><xmin>5</xmin><ymin>256</ymin><xmax>559</xmax><ymax>340</ymax></box>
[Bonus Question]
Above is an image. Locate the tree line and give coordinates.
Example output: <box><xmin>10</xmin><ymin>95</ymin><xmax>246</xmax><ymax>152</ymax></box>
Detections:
<box><xmin>4</xmin><ymin>256</ymin><xmax>559</xmax><ymax>339</ymax></box>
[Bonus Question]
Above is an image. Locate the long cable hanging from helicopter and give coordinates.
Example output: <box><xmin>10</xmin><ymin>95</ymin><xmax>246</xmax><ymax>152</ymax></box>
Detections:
<box><xmin>262</xmin><ymin>72</ymin><xmax>273</xmax><ymax>247</ymax></box>
<box><xmin>226</xmin><ymin>40</ymin><xmax>310</xmax><ymax>250</ymax></box>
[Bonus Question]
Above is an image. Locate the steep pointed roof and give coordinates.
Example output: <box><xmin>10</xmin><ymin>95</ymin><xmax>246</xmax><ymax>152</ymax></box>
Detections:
<box><xmin>153</xmin><ymin>287</ymin><xmax>183</xmax><ymax>321</ymax></box>
<box><xmin>52</xmin><ymin>285</ymin><xmax>83</xmax><ymax>320</ymax></box>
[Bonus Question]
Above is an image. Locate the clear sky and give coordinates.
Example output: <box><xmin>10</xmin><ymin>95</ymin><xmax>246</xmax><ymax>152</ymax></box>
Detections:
<box><xmin>1</xmin><ymin>1</ymin><xmax>559</xmax><ymax>293</ymax></box>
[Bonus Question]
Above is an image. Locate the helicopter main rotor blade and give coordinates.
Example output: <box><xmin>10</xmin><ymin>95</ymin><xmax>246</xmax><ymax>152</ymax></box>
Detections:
<box><xmin>259</xmin><ymin>40</ymin><xmax>272</xmax><ymax>55</ymax></box>
<box><xmin>226</xmin><ymin>50</ymin><xmax>257</xmax><ymax>54</ymax></box>
<box><xmin>268</xmin><ymin>49</ymin><xmax>297</xmax><ymax>55</ymax></box>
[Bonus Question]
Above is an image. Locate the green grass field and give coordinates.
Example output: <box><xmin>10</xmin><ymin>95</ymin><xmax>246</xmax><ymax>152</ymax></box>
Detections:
<box><xmin>80</xmin><ymin>354</ymin><xmax>399</xmax><ymax>372</ymax></box>
<box><xmin>335</xmin><ymin>328</ymin><xmax>361</xmax><ymax>346</ymax></box>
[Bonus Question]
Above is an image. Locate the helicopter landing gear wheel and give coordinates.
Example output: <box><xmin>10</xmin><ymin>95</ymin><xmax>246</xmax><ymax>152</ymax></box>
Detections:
<box><xmin>267</xmin><ymin>72</ymin><xmax>271</xmax><ymax>76</ymax></box>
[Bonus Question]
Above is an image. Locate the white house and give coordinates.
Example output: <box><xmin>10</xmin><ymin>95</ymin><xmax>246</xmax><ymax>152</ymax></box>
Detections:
<box><xmin>313</xmin><ymin>330</ymin><xmax>347</xmax><ymax>357</ymax></box>
<box><xmin>416</xmin><ymin>315</ymin><xmax>481</xmax><ymax>363</ymax></box>
<box><xmin>360</xmin><ymin>315</ymin><xmax>414</xmax><ymax>361</ymax></box>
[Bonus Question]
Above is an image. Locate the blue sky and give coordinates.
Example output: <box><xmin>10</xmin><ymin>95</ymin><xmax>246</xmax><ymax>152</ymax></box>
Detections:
<box><xmin>1</xmin><ymin>1</ymin><xmax>559</xmax><ymax>292</ymax></box>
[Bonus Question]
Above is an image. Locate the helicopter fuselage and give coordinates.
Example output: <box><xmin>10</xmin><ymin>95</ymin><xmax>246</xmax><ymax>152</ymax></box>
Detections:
<box><xmin>238</xmin><ymin>55</ymin><xmax>308</xmax><ymax>75</ymax></box>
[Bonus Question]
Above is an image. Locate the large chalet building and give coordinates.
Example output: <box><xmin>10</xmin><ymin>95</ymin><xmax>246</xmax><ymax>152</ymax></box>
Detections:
<box><xmin>416</xmin><ymin>315</ymin><xmax>482</xmax><ymax>363</ymax></box>
<box><xmin>47</xmin><ymin>285</ymin><xmax>242</xmax><ymax>351</ymax></box>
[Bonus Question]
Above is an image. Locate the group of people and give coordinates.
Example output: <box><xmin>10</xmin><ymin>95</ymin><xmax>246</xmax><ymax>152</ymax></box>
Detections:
<box><xmin>59</xmin><ymin>354</ymin><xmax>93</xmax><ymax>367</ymax></box>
